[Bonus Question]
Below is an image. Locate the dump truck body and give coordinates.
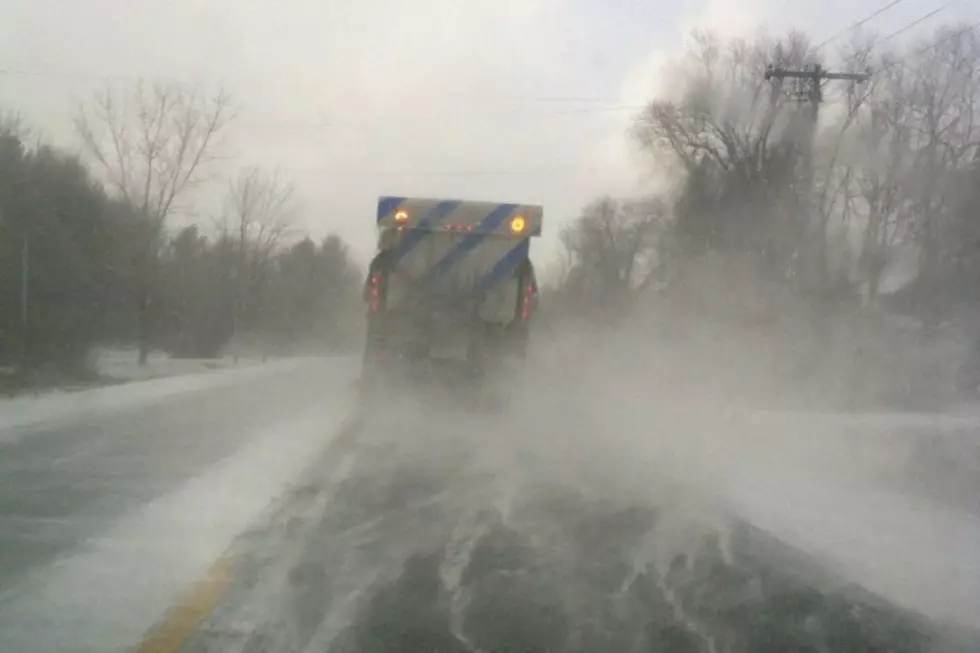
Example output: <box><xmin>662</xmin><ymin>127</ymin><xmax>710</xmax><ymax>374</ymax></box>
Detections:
<box><xmin>362</xmin><ymin>197</ymin><xmax>540</xmax><ymax>396</ymax></box>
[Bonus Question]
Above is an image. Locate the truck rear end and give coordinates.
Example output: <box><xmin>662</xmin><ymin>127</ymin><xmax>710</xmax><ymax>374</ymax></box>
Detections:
<box><xmin>361</xmin><ymin>196</ymin><xmax>541</xmax><ymax>399</ymax></box>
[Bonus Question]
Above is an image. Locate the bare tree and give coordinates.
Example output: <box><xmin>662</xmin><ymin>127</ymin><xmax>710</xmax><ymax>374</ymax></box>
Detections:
<box><xmin>0</xmin><ymin>112</ymin><xmax>31</xmax><ymax>143</ymax></box>
<box><xmin>559</xmin><ymin>196</ymin><xmax>668</xmax><ymax>316</ymax></box>
<box><xmin>847</xmin><ymin>55</ymin><xmax>915</xmax><ymax>306</ymax></box>
<box><xmin>633</xmin><ymin>31</ymin><xmax>814</xmax><ymax>275</ymax></box>
<box><xmin>907</xmin><ymin>28</ymin><xmax>980</xmax><ymax>321</ymax></box>
<box><xmin>75</xmin><ymin>79</ymin><xmax>233</xmax><ymax>364</ymax></box>
<box><xmin>222</xmin><ymin>167</ymin><xmax>297</xmax><ymax>348</ymax></box>
<box><xmin>796</xmin><ymin>38</ymin><xmax>880</xmax><ymax>297</ymax></box>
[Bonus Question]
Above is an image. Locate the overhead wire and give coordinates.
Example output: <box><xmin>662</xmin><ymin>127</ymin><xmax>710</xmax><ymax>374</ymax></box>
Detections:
<box><xmin>861</xmin><ymin>16</ymin><xmax>980</xmax><ymax>71</ymax></box>
<box><xmin>814</xmin><ymin>0</ymin><xmax>978</xmax><ymax>80</ymax></box>
<box><xmin>319</xmin><ymin>6</ymin><xmax>977</xmax><ymax>123</ymax></box>
<box><xmin>285</xmin><ymin>168</ymin><xmax>589</xmax><ymax>178</ymax></box>
<box><xmin>4</xmin><ymin>6</ymin><xmax>977</xmax><ymax>131</ymax></box>
<box><xmin>813</xmin><ymin>0</ymin><xmax>911</xmax><ymax>50</ymax></box>
<box><xmin>805</xmin><ymin>0</ymin><xmax>971</xmax><ymax>75</ymax></box>
<box><xmin>881</xmin><ymin>0</ymin><xmax>963</xmax><ymax>42</ymax></box>
<box><xmin>0</xmin><ymin>65</ymin><xmax>643</xmax><ymax>119</ymax></box>
<box><xmin>244</xmin><ymin>11</ymin><xmax>980</xmax><ymax>129</ymax></box>
<box><xmin>804</xmin><ymin>16</ymin><xmax>979</xmax><ymax>111</ymax></box>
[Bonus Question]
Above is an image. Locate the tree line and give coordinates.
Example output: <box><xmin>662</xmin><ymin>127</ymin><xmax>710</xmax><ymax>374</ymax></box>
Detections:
<box><xmin>0</xmin><ymin>82</ymin><xmax>362</xmax><ymax>387</ymax></box>
<box><xmin>553</xmin><ymin>23</ymin><xmax>980</xmax><ymax>325</ymax></box>
<box><xmin>549</xmin><ymin>23</ymin><xmax>980</xmax><ymax>407</ymax></box>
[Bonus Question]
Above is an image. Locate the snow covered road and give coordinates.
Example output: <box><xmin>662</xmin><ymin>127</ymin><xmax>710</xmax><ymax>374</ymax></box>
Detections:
<box><xmin>0</xmin><ymin>357</ymin><xmax>325</xmax><ymax>438</ymax></box>
<box><xmin>0</xmin><ymin>351</ymin><xmax>978</xmax><ymax>652</ymax></box>
<box><xmin>185</xmin><ymin>404</ymin><xmax>980</xmax><ymax>652</ymax></box>
<box><xmin>0</xmin><ymin>356</ymin><xmax>359</xmax><ymax>652</ymax></box>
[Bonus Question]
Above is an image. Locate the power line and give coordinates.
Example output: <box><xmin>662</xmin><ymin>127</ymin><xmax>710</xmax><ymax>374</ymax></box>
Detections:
<box><xmin>871</xmin><ymin>17</ymin><xmax>980</xmax><ymax>70</ymax></box>
<box><xmin>1</xmin><ymin>67</ymin><xmax>640</xmax><ymax>118</ymax></box>
<box><xmin>0</xmin><ymin>66</ymin><xmax>633</xmax><ymax>106</ymax></box>
<box><xmin>6</xmin><ymin>13</ymin><xmax>976</xmax><ymax>126</ymax></box>
<box><xmin>435</xmin><ymin>92</ymin><xmax>627</xmax><ymax>104</ymax></box>
<box><xmin>292</xmin><ymin>168</ymin><xmax>585</xmax><ymax>178</ymax></box>
<box><xmin>764</xmin><ymin>65</ymin><xmax>870</xmax><ymax>126</ymax></box>
<box><xmin>816</xmin><ymin>0</ymin><xmax>969</xmax><ymax>74</ymax></box>
<box><xmin>881</xmin><ymin>0</ymin><xmax>962</xmax><ymax>42</ymax></box>
<box><xmin>761</xmin><ymin>19</ymin><xmax>979</xmax><ymax>108</ymax></box>
<box><xmin>825</xmin><ymin>11</ymin><xmax>978</xmax><ymax>78</ymax></box>
<box><xmin>251</xmin><ymin>104</ymin><xmax>645</xmax><ymax>130</ymax></box>
<box><xmin>927</xmin><ymin>16</ymin><xmax>980</xmax><ymax>46</ymax></box>
<box><xmin>813</xmin><ymin>0</ymin><xmax>911</xmax><ymax>50</ymax></box>
<box><xmin>0</xmin><ymin>66</ymin><xmax>123</xmax><ymax>81</ymax></box>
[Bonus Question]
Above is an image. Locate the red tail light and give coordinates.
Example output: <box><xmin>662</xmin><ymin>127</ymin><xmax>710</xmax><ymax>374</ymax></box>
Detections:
<box><xmin>521</xmin><ymin>283</ymin><xmax>535</xmax><ymax>321</ymax></box>
<box><xmin>369</xmin><ymin>275</ymin><xmax>381</xmax><ymax>313</ymax></box>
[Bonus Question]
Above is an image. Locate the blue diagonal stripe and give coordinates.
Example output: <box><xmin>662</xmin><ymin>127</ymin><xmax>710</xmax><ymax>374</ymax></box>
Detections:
<box><xmin>376</xmin><ymin>196</ymin><xmax>406</xmax><ymax>222</ymax></box>
<box><xmin>426</xmin><ymin>203</ymin><xmax>519</xmax><ymax>281</ymax></box>
<box><xmin>474</xmin><ymin>238</ymin><xmax>530</xmax><ymax>296</ymax></box>
<box><xmin>392</xmin><ymin>200</ymin><xmax>461</xmax><ymax>262</ymax></box>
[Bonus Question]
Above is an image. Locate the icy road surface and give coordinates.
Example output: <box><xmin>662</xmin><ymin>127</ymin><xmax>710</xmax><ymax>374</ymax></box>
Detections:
<box><xmin>0</xmin><ymin>356</ymin><xmax>315</xmax><ymax>436</ymax></box>
<box><xmin>0</xmin><ymin>350</ymin><xmax>978</xmax><ymax>652</ymax></box>
<box><xmin>0</xmin><ymin>356</ymin><xmax>357</xmax><ymax>652</ymax></box>
<box><xmin>186</xmin><ymin>396</ymin><xmax>980</xmax><ymax>653</ymax></box>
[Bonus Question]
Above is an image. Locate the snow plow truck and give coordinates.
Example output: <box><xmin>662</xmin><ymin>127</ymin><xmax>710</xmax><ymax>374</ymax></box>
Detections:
<box><xmin>361</xmin><ymin>196</ymin><xmax>541</xmax><ymax>403</ymax></box>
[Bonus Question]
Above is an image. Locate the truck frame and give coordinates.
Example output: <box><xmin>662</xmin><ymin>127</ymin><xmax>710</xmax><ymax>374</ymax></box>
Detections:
<box><xmin>361</xmin><ymin>196</ymin><xmax>541</xmax><ymax>399</ymax></box>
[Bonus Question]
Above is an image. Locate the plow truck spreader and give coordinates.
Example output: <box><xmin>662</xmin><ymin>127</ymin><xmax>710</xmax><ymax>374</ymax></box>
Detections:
<box><xmin>360</xmin><ymin>196</ymin><xmax>541</xmax><ymax>403</ymax></box>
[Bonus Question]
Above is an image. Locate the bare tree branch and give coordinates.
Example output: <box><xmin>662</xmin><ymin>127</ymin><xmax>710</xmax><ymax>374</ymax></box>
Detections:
<box><xmin>74</xmin><ymin>79</ymin><xmax>234</xmax><ymax>364</ymax></box>
<box><xmin>224</xmin><ymin>166</ymin><xmax>298</xmax><ymax>340</ymax></box>
<box><xmin>75</xmin><ymin>79</ymin><xmax>233</xmax><ymax>230</ymax></box>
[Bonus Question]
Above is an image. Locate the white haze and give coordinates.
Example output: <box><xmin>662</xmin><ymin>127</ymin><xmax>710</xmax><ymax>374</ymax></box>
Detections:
<box><xmin>4</xmin><ymin>0</ymin><xmax>979</xmax><ymax>266</ymax></box>
<box><xmin>505</xmin><ymin>320</ymin><xmax>980</xmax><ymax>629</ymax></box>
<box><xmin>3</xmin><ymin>0</ymin><xmax>980</xmax><ymax>641</ymax></box>
<box><xmin>288</xmin><ymin>316</ymin><xmax>980</xmax><ymax>649</ymax></box>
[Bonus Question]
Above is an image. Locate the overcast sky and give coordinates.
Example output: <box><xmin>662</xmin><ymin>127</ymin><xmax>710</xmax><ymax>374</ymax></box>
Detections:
<box><xmin>3</xmin><ymin>0</ymin><xmax>979</xmax><ymax>268</ymax></box>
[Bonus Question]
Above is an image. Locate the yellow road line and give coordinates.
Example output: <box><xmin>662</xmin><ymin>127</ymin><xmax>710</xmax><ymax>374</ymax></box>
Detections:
<box><xmin>134</xmin><ymin>554</ymin><xmax>233</xmax><ymax>653</ymax></box>
<box><xmin>133</xmin><ymin>416</ymin><xmax>364</xmax><ymax>652</ymax></box>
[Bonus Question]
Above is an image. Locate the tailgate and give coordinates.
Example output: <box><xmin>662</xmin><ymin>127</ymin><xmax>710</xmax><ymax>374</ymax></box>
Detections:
<box><xmin>387</xmin><ymin>232</ymin><xmax>524</xmax><ymax>324</ymax></box>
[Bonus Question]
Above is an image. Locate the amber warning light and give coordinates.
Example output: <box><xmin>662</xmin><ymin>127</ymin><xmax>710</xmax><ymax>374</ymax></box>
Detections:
<box><xmin>509</xmin><ymin>215</ymin><xmax>526</xmax><ymax>234</ymax></box>
<box><xmin>394</xmin><ymin>209</ymin><xmax>410</xmax><ymax>224</ymax></box>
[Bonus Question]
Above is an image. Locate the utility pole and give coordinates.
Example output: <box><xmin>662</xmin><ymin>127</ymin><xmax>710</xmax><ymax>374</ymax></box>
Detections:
<box><xmin>764</xmin><ymin>64</ymin><xmax>870</xmax><ymax>311</ymax></box>
<box><xmin>763</xmin><ymin>62</ymin><xmax>871</xmax><ymax>198</ymax></box>
<box><xmin>0</xmin><ymin>206</ymin><xmax>28</xmax><ymax>325</ymax></box>
<box><xmin>1</xmin><ymin>204</ymin><xmax>31</xmax><ymax>377</ymax></box>
<box><xmin>21</xmin><ymin>232</ymin><xmax>29</xmax><ymax>332</ymax></box>
<box><xmin>765</xmin><ymin>64</ymin><xmax>871</xmax><ymax>125</ymax></box>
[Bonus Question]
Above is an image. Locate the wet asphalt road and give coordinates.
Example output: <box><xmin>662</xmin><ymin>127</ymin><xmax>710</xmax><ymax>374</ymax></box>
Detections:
<box><xmin>0</xmin><ymin>361</ymin><xmax>340</xmax><ymax>600</ymax></box>
<box><xmin>186</xmin><ymin>405</ymin><xmax>980</xmax><ymax>653</ymax></box>
<box><xmin>1</xmin><ymin>360</ymin><xmax>978</xmax><ymax>653</ymax></box>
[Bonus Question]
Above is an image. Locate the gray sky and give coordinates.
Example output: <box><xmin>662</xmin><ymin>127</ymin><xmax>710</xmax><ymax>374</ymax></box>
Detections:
<box><xmin>3</xmin><ymin>0</ymin><xmax>978</xmax><ymax>267</ymax></box>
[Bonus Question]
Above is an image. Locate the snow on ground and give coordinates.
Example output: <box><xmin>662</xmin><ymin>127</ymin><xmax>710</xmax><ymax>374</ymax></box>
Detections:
<box><xmin>0</xmin><ymin>356</ymin><xmax>329</xmax><ymax>440</ymax></box>
<box><xmin>723</xmin><ymin>451</ymin><xmax>980</xmax><ymax>629</ymax></box>
<box><xmin>92</xmin><ymin>347</ymin><xmax>259</xmax><ymax>382</ymax></box>
<box><xmin>0</xmin><ymin>391</ymin><xmax>356</xmax><ymax>653</ymax></box>
<box><xmin>634</xmin><ymin>415</ymin><xmax>980</xmax><ymax>628</ymax></box>
<box><xmin>745</xmin><ymin>407</ymin><xmax>980</xmax><ymax>434</ymax></box>
<box><xmin>680</xmin><ymin>410</ymin><xmax>980</xmax><ymax>629</ymax></box>
<box><xmin>525</xmin><ymin>351</ymin><xmax>980</xmax><ymax>631</ymax></box>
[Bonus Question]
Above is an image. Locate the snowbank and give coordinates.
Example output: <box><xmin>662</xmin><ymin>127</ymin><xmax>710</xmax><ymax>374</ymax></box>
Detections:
<box><xmin>0</xmin><ymin>400</ymin><xmax>354</xmax><ymax>652</ymax></box>
<box><xmin>0</xmin><ymin>356</ymin><xmax>328</xmax><ymax>439</ymax></box>
<box><xmin>725</xmin><ymin>458</ymin><xmax>980</xmax><ymax>629</ymax></box>
<box><xmin>92</xmin><ymin>347</ymin><xmax>258</xmax><ymax>382</ymax></box>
